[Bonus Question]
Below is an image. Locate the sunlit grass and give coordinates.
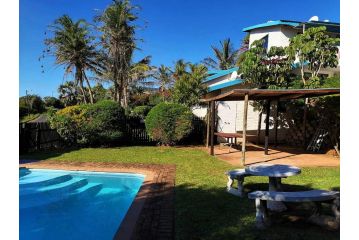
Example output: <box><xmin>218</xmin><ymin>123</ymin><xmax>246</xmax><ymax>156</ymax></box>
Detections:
<box><xmin>21</xmin><ymin>146</ymin><xmax>340</xmax><ymax>240</ymax></box>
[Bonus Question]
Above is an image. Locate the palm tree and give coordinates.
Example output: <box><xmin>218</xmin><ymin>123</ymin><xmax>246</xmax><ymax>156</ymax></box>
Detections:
<box><xmin>203</xmin><ymin>38</ymin><xmax>239</xmax><ymax>70</ymax></box>
<box><xmin>172</xmin><ymin>63</ymin><xmax>208</xmax><ymax>107</ymax></box>
<box><xmin>154</xmin><ymin>65</ymin><xmax>173</xmax><ymax>91</ymax></box>
<box><xmin>125</xmin><ymin>56</ymin><xmax>154</xmax><ymax>106</ymax></box>
<box><xmin>173</xmin><ymin>59</ymin><xmax>188</xmax><ymax>81</ymax></box>
<box><xmin>58</xmin><ymin>81</ymin><xmax>79</xmax><ymax>106</ymax></box>
<box><xmin>96</xmin><ymin>0</ymin><xmax>138</xmax><ymax>105</ymax></box>
<box><xmin>45</xmin><ymin>15</ymin><xmax>104</xmax><ymax>104</ymax></box>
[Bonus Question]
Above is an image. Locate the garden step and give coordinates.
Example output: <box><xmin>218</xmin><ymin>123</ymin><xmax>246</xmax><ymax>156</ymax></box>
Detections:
<box><xmin>20</xmin><ymin>177</ymin><xmax>87</xmax><ymax>197</ymax></box>
<box><xmin>20</xmin><ymin>173</ymin><xmax>72</xmax><ymax>188</ymax></box>
<box><xmin>20</xmin><ymin>177</ymin><xmax>88</xmax><ymax>209</ymax></box>
<box><xmin>69</xmin><ymin>182</ymin><xmax>103</xmax><ymax>199</ymax></box>
<box><xmin>19</xmin><ymin>168</ymin><xmax>31</xmax><ymax>178</ymax></box>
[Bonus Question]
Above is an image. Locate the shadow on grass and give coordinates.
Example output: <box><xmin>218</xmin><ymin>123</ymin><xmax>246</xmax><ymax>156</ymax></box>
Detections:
<box><xmin>19</xmin><ymin>147</ymin><xmax>81</xmax><ymax>163</ymax></box>
<box><xmin>175</xmin><ymin>183</ymin><xmax>339</xmax><ymax>240</ymax></box>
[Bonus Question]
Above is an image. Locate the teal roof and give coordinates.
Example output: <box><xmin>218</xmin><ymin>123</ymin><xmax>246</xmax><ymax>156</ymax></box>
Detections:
<box><xmin>243</xmin><ymin>20</ymin><xmax>340</xmax><ymax>33</ymax></box>
<box><xmin>208</xmin><ymin>79</ymin><xmax>243</xmax><ymax>92</ymax></box>
<box><xmin>204</xmin><ymin>67</ymin><xmax>239</xmax><ymax>83</ymax></box>
<box><xmin>243</xmin><ymin>20</ymin><xmax>300</xmax><ymax>32</ymax></box>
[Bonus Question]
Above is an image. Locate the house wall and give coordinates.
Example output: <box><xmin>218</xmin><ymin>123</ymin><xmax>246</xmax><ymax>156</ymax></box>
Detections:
<box><xmin>193</xmin><ymin>99</ymin><xmax>289</xmax><ymax>144</ymax></box>
<box><xmin>248</xmin><ymin>26</ymin><xmax>298</xmax><ymax>49</ymax></box>
<box><xmin>204</xmin><ymin>72</ymin><xmax>238</xmax><ymax>88</ymax></box>
<box><xmin>248</xmin><ymin>25</ymin><xmax>340</xmax><ymax>76</ymax></box>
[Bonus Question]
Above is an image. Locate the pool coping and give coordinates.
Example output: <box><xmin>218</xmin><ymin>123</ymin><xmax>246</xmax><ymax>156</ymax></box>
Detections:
<box><xmin>19</xmin><ymin>160</ymin><xmax>175</xmax><ymax>240</ymax></box>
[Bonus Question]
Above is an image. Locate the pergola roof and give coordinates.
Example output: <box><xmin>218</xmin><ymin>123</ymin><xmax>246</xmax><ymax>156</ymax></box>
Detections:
<box><xmin>201</xmin><ymin>88</ymin><xmax>340</xmax><ymax>102</ymax></box>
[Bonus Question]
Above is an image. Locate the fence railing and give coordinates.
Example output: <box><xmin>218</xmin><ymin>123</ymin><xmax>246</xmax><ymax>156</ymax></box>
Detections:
<box><xmin>19</xmin><ymin>122</ymin><xmax>61</xmax><ymax>153</ymax></box>
<box><xmin>19</xmin><ymin>116</ymin><xmax>206</xmax><ymax>152</ymax></box>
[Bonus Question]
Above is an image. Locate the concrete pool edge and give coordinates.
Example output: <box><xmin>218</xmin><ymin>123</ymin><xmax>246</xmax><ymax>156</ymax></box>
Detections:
<box><xmin>19</xmin><ymin>161</ymin><xmax>176</xmax><ymax>240</ymax></box>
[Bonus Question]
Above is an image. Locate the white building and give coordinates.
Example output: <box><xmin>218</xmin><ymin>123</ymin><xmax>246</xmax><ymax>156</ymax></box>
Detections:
<box><xmin>193</xmin><ymin>18</ymin><xmax>340</xmax><ymax>144</ymax></box>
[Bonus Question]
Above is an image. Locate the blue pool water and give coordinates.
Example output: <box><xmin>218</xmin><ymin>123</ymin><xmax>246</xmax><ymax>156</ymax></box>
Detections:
<box><xmin>20</xmin><ymin>168</ymin><xmax>145</xmax><ymax>240</ymax></box>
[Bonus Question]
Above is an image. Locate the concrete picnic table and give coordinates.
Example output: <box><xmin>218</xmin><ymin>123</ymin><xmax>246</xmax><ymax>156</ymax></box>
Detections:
<box><xmin>245</xmin><ymin>164</ymin><xmax>301</xmax><ymax>211</ymax></box>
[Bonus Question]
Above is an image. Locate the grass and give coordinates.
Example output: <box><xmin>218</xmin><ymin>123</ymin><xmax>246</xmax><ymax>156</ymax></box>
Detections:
<box><xmin>20</xmin><ymin>113</ymin><xmax>40</xmax><ymax>123</ymax></box>
<box><xmin>20</xmin><ymin>146</ymin><xmax>340</xmax><ymax>240</ymax></box>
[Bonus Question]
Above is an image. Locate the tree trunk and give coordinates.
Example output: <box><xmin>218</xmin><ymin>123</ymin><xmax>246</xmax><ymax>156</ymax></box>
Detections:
<box><xmin>79</xmin><ymin>82</ymin><xmax>87</xmax><ymax>104</ymax></box>
<box><xmin>76</xmin><ymin>66</ymin><xmax>87</xmax><ymax>104</ymax></box>
<box><xmin>123</xmin><ymin>86</ymin><xmax>128</xmax><ymax>108</ymax></box>
<box><xmin>83</xmin><ymin>73</ymin><xmax>94</xmax><ymax>104</ymax></box>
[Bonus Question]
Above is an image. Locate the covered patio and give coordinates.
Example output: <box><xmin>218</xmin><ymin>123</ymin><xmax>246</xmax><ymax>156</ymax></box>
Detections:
<box><xmin>209</xmin><ymin>143</ymin><xmax>339</xmax><ymax>167</ymax></box>
<box><xmin>201</xmin><ymin>88</ymin><xmax>340</xmax><ymax>166</ymax></box>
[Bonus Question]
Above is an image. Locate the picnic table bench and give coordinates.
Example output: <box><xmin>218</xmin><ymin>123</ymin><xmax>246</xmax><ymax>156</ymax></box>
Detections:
<box><xmin>248</xmin><ymin>190</ymin><xmax>340</xmax><ymax>229</ymax></box>
<box><xmin>225</xmin><ymin>169</ymin><xmax>252</xmax><ymax>197</ymax></box>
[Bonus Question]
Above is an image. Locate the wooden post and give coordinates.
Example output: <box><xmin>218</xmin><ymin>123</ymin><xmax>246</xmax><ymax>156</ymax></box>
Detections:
<box><xmin>210</xmin><ymin>101</ymin><xmax>215</xmax><ymax>156</ymax></box>
<box><xmin>264</xmin><ymin>100</ymin><xmax>271</xmax><ymax>155</ymax></box>
<box><xmin>35</xmin><ymin>125</ymin><xmax>41</xmax><ymax>151</ymax></box>
<box><xmin>303</xmin><ymin>98</ymin><xmax>308</xmax><ymax>149</ymax></box>
<box><xmin>206</xmin><ymin>102</ymin><xmax>210</xmax><ymax>148</ymax></box>
<box><xmin>256</xmin><ymin>111</ymin><xmax>262</xmax><ymax>145</ymax></box>
<box><xmin>242</xmin><ymin>94</ymin><xmax>249</xmax><ymax>166</ymax></box>
<box><xmin>274</xmin><ymin>100</ymin><xmax>279</xmax><ymax>147</ymax></box>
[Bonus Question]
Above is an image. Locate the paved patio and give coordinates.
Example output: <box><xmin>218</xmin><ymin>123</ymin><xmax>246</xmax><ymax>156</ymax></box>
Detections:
<box><xmin>203</xmin><ymin>144</ymin><xmax>340</xmax><ymax>167</ymax></box>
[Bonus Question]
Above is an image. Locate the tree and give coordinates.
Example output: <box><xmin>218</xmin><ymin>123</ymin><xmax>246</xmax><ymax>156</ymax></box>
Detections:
<box><xmin>203</xmin><ymin>38</ymin><xmax>239</xmax><ymax>70</ymax></box>
<box><xmin>43</xmin><ymin>96</ymin><xmax>64</xmax><ymax>109</ymax></box>
<box><xmin>239</xmin><ymin>39</ymin><xmax>269</xmax><ymax>88</ymax></box>
<box><xmin>19</xmin><ymin>94</ymin><xmax>45</xmax><ymax>115</ymax></box>
<box><xmin>97</xmin><ymin>0</ymin><xmax>138</xmax><ymax>105</ymax></box>
<box><xmin>154</xmin><ymin>64</ymin><xmax>173</xmax><ymax>91</ymax></box>
<box><xmin>286</xmin><ymin>26</ymin><xmax>339</xmax><ymax>87</ymax></box>
<box><xmin>58</xmin><ymin>81</ymin><xmax>80</xmax><ymax>106</ymax></box>
<box><xmin>153</xmin><ymin>64</ymin><xmax>173</xmax><ymax>100</ymax></box>
<box><xmin>125</xmin><ymin>56</ymin><xmax>154</xmax><ymax>106</ymax></box>
<box><xmin>173</xmin><ymin>59</ymin><xmax>188</xmax><ymax>81</ymax></box>
<box><xmin>264</xmin><ymin>46</ymin><xmax>294</xmax><ymax>88</ymax></box>
<box><xmin>236</xmin><ymin>34</ymin><xmax>250</xmax><ymax>66</ymax></box>
<box><xmin>92</xmin><ymin>83</ymin><xmax>109</xmax><ymax>102</ymax></box>
<box><xmin>45</xmin><ymin>15</ymin><xmax>104</xmax><ymax>104</ymax></box>
<box><xmin>172</xmin><ymin>64</ymin><xmax>208</xmax><ymax>107</ymax></box>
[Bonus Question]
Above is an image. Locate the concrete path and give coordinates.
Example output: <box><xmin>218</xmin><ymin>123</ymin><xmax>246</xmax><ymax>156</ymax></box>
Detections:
<box><xmin>201</xmin><ymin>144</ymin><xmax>339</xmax><ymax>167</ymax></box>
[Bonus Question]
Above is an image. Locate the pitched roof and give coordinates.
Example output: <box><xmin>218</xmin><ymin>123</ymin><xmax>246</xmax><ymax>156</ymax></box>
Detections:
<box><xmin>204</xmin><ymin>67</ymin><xmax>239</xmax><ymax>83</ymax></box>
<box><xmin>208</xmin><ymin>79</ymin><xmax>243</xmax><ymax>92</ymax></box>
<box><xmin>243</xmin><ymin>20</ymin><xmax>340</xmax><ymax>33</ymax></box>
<box><xmin>201</xmin><ymin>88</ymin><xmax>340</xmax><ymax>102</ymax></box>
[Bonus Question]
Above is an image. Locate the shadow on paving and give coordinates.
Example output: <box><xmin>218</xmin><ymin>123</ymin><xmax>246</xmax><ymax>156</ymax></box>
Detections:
<box><xmin>175</xmin><ymin>183</ymin><xmax>339</xmax><ymax>240</ymax></box>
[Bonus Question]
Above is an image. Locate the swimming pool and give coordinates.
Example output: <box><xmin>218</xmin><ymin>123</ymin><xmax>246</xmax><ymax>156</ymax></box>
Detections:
<box><xmin>20</xmin><ymin>168</ymin><xmax>145</xmax><ymax>240</ymax></box>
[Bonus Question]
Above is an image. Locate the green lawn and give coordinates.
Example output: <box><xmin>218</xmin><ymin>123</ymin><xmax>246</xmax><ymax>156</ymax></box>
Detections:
<box><xmin>20</xmin><ymin>113</ymin><xmax>41</xmax><ymax>123</ymax></box>
<box><xmin>20</xmin><ymin>146</ymin><xmax>340</xmax><ymax>240</ymax></box>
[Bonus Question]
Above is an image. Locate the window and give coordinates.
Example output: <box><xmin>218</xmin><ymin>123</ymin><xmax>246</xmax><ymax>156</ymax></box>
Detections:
<box><xmin>262</xmin><ymin>35</ymin><xmax>269</xmax><ymax>50</ymax></box>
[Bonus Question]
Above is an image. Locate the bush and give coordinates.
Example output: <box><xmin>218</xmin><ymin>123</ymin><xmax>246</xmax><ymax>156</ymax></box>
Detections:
<box><xmin>145</xmin><ymin>102</ymin><xmax>193</xmax><ymax>145</ymax></box>
<box><xmin>82</xmin><ymin>100</ymin><xmax>126</xmax><ymax>145</ymax></box>
<box><xmin>49</xmin><ymin>100</ymin><xmax>125</xmax><ymax>146</ymax></box>
<box><xmin>130</xmin><ymin>105</ymin><xmax>152</xmax><ymax>119</ymax></box>
<box><xmin>19</xmin><ymin>105</ymin><xmax>28</xmax><ymax>118</ymax></box>
<box><xmin>19</xmin><ymin>95</ymin><xmax>45</xmax><ymax>115</ymax></box>
<box><xmin>43</xmin><ymin>96</ymin><xmax>64</xmax><ymax>109</ymax></box>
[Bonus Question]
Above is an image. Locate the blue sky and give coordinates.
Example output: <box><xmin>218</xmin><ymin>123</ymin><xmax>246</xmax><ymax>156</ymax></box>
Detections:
<box><xmin>20</xmin><ymin>0</ymin><xmax>339</xmax><ymax>97</ymax></box>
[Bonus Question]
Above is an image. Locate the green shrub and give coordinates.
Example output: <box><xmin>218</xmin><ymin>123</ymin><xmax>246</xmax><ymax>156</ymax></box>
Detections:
<box><xmin>43</xmin><ymin>96</ymin><xmax>64</xmax><ymax>109</ymax></box>
<box><xmin>145</xmin><ymin>102</ymin><xmax>193</xmax><ymax>145</ymax></box>
<box><xmin>19</xmin><ymin>105</ymin><xmax>28</xmax><ymax>118</ymax></box>
<box><xmin>130</xmin><ymin>105</ymin><xmax>152</xmax><ymax>118</ymax></box>
<box><xmin>81</xmin><ymin>100</ymin><xmax>126</xmax><ymax>145</ymax></box>
<box><xmin>48</xmin><ymin>105</ymin><xmax>86</xmax><ymax>144</ymax></box>
<box><xmin>19</xmin><ymin>95</ymin><xmax>45</xmax><ymax>115</ymax></box>
<box><xmin>49</xmin><ymin>100</ymin><xmax>125</xmax><ymax>146</ymax></box>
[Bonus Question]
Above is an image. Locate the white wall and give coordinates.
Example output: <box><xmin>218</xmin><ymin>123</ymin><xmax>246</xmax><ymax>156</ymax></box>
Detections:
<box><xmin>248</xmin><ymin>25</ymin><xmax>340</xmax><ymax>76</ymax></box>
<box><xmin>249</xmin><ymin>26</ymin><xmax>298</xmax><ymax>49</ymax></box>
